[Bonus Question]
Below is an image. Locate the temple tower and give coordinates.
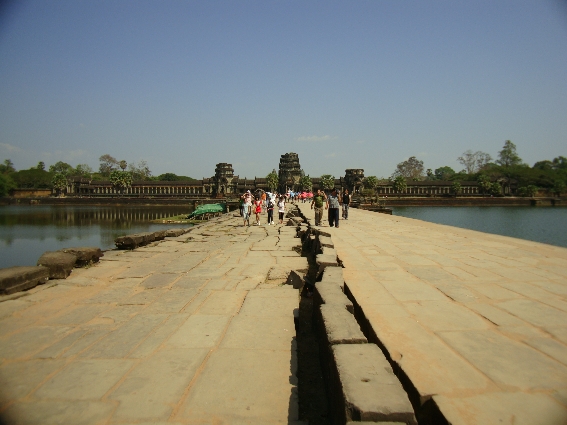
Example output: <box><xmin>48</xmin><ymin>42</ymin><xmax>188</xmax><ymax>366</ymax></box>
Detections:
<box><xmin>278</xmin><ymin>153</ymin><xmax>303</xmax><ymax>192</ymax></box>
<box><xmin>213</xmin><ymin>163</ymin><xmax>236</xmax><ymax>195</ymax></box>
<box><xmin>344</xmin><ymin>169</ymin><xmax>365</xmax><ymax>194</ymax></box>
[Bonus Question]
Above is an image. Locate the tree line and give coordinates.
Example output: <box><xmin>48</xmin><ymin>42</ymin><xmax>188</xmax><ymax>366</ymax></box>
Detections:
<box><xmin>266</xmin><ymin>141</ymin><xmax>565</xmax><ymax>197</ymax></box>
<box><xmin>363</xmin><ymin>140</ymin><xmax>566</xmax><ymax>197</ymax></box>
<box><xmin>0</xmin><ymin>154</ymin><xmax>197</xmax><ymax>197</ymax></box>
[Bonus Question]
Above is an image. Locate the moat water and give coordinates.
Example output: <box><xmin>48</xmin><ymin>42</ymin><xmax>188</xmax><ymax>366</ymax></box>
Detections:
<box><xmin>0</xmin><ymin>205</ymin><xmax>566</xmax><ymax>269</ymax></box>
<box><xmin>392</xmin><ymin>206</ymin><xmax>567</xmax><ymax>249</ymax></box>
<box><xmin>0</xmin><ymin>205</ymin><xmax>192</xmax><ymax>269</ymax></box>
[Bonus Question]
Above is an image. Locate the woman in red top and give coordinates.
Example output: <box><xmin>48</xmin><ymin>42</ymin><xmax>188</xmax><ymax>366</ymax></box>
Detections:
<box><xmin>254</xmin><ymin>196</ymin><xmax>263</xmax><ymax>225</ymax></box>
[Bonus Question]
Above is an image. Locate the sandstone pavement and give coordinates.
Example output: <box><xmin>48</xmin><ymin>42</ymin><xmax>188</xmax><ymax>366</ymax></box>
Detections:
<box><xmin>0</xmin><ymin>214</ymin><xmax>306</xmax><ymax>425</ymax></box>
<box><xmin>297</xmin><ymin>203</ymin><xmax>567</xmax><ymax>425</ymax></box>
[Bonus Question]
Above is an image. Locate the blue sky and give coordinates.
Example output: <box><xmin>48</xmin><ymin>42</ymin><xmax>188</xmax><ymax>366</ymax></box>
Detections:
<box><xmin>1</xmin><ymin>0</ymin><xmax>566</xmax><ymax>179</ymax></box>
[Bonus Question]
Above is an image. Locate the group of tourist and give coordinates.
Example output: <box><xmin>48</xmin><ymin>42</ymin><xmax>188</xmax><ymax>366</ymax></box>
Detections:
<box><xmin>310</xmin><ymin>188</ymin><xmax>350</xmax><ymax>228</ymax></box>
<box><xmin>239</xmin><ymin>187</ymin><xmax>351</xmax><ymax>228</ymax></box>
<box><xmin>240</xmin><ymin>190</ymin><xmax>286</xmax><ymax>227</ymax></box>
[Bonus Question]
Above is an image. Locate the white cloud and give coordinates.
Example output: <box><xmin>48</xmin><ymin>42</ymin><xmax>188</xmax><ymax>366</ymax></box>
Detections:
<box><xmin>325</xmin><ymin>152</ymin><xmax>337</xmax><ymax>158</ymax></box>
<box><xmin>295</xmin><ymin>135</ymin><xmax>333</xmax><ymax>142</ymax></box>
<box><xmin>0</xmin><ymin>143</ymin><xmax>22</xmax><ymax>153</ymax></box>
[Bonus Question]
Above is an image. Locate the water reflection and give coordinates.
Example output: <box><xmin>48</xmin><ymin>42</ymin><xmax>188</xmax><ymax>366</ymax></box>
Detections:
<box><xmin>0</xmin><ymin>205</ymin><xmax>193</xmax><ymax>268</ymax></box>
<box><xmin>392</xmin><ymin>206</ymin><xmax>567</xmax><ymax>248</ymax></box>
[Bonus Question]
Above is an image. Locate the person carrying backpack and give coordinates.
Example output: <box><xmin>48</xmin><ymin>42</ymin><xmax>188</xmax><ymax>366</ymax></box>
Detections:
<box><xmin>267</xmin><ymin>196</ymin><xmax>275</xmax><ymax>225</ymax></box>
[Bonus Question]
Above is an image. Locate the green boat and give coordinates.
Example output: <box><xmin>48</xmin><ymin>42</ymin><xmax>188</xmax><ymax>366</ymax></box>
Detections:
<box><xmin>187</xmin><ymin>203</ymin><xmax>226</xmax><ymax>219</ymax></box>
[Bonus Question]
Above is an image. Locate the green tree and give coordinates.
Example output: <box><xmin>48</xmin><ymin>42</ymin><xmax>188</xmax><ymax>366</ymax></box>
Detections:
<box><xmin>392</xmin><ymin>175</ymin><xmax>407</xmax><ymax>193</ymax></box>
<box><xmin>299</xmin><ymin>175</ymin><xmax>312</xmax><ymax>191</ymax></box>
<box><xmin>0</xmin><ymin>159</ymin><xmax>16</xmax><ymax>174</ymax></box>
<box><xmin>552</xmin><ymin>156</ymin><xmax>567</xmax><ymax>170</ymax></box>
<box><xmin>391</xmin><ymin>156</ymin><xmax>424</xmax><ymax>180</ymax></box>
<box><xmin>518</xmin><ymin>185</ymin><xmax>538</xmax><ymax>197</ymax></box>
<box><xmin>0</xmin><ymin>174</ymin><xmax>15</xmax><ymax>196</ymax></box>
<box><xmin>10</xmin><ymin>168</ymin><xmax>52</xmax><ymax>189</ymax></box>
<box><xmin>319</xmin><ymin>174</ymin><xmax>335</xmax><ymax>190</ymax></box>
<box><xmin>496</xmin><ymin>140</ymin><xmax>522</xmax><ymax>167</ymax></box>
<box><xmin>109</xmin><ymin>170</ymin><xmax>133</xmax><ymax>194</ymax></box>
<box><xmin>489</xmin><ymin>182</ymin><xmax>502</xmax><ymax>196</ymax></box>
<box><xmin>266</xmin><ymin>170</ymin><xmax>279</xmax><ymax>192</ymax></box>
<box><xmin>552</xmin><ymin>180</ymin><xmax>566</xmax><ymax>196</ymax></box>
<box><xmin>363</xmin><ymin>176</ymin><xmax>379</xmax><ymax>190</ymax></box>
<box><xmin>119</xmin><ymin>160</ymin><xmax>128</xmax><ymax>171</ymax></box>
<box><xmin>451</xmin><ymin>181</ymin><xmax>462</xmax><ymax>196</ymax></box>
<box><xmin>49</xmin><ymin>161</ymin><xmax>73</xmax><ymax>175</ymax></box>
<box><xmin>158</xmin><ymin>173</ymin><xmax>180</xmax><ymax>181</ymax></box>
<box><xmin>36</xmin><ymin>161</ymin><xmax>45</xmax><ymax>171</ymax></box>
<box><xmin>51</xmin><ymin>173</ymin><xmax>68</xmax><ymax>196</ymax></box>
<box><xmin>99</xmin><ymin>154</ymin><xmax>119</xmax><ymax>176</ymax></box>
<box><xmin>477</xmin><ymin>174</ymin><xmax>492</xmax><ymax>196</ymax></box>
<box><xmin>434</xmin><ymin>166</ymin><xmax>455</xmax><ymax>180</ymax></box>
<box><xmin>533</xmin><ymin>160</ymin><xmax>553</xmax><ymax>171</ymax></box>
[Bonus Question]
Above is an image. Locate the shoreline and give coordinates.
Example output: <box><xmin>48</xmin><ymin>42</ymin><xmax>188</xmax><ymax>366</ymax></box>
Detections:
<box><xmin>1</xmin><ymin>195</ymin><xmax>565</xmax><ymax>207</ymax></box>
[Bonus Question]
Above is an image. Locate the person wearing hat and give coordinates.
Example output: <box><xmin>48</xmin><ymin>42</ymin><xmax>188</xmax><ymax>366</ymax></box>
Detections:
<box><xmin>241</xmin><ymin>190</ymin><xmax>253</xmax><ymax>226</ymax></box>
<box><xmin>326</xmin><ymin>188</ymin><xmax>341</xmax><ymax>228</ymax></box>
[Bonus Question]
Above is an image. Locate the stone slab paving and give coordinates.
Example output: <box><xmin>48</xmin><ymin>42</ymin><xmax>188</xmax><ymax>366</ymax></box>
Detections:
<box><xmin>0</xmin><ymin>214</ymin><xmax>305</xmax><ymax>424</ymax></box>
<box><xmin>297</xmin><ymin>204</ymin><xmax>567</xmax><ymax>425</ymax></box>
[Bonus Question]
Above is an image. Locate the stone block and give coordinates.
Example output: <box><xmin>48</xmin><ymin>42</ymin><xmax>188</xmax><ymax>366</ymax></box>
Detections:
<box><xmin>37</xmin><ymin>251</ymin><xmax>77</xmax><ymax>279</ymax></box>
<box><xmin>319</xmin><ymin>235</ymin><xmax>334</xmax><ymax>249</ymax></box>
<box><xmin>316</xmin><ymin>253</ymin><xmax>338</xmax><ymax>275</ymax></box>
<box><xmin>115</xmin><ymin>232</ymin><xmax>156</xmax><ymax>249</ymax></box>
<box><xmin>332</xmin><ymin>344</ymin><xmax>417</xmax><ymax>424</ymax></box>
<box><xmin>165</xmin><ymin>228</ymin><xmax>187</xmax><ymax>237</ymax></box>
<box><xmin>0</xmin><ymin>266</ymin><xmax>49</xmax><ymax>295</ymax></box>
<box><xmin>321</xmin><ymin>266</ymin><xmax>345</xmax><ymax>288</ymax></box>
<box><xmin>322</xmin><ymin>246</ymin><xmax>337</xmax><ymax>258</ymax></box>
<box><xmin>286</xmin><ymin>269</ymin><xmax>304</xmax><ymax>289</ymax></box>
<box><xmin>315</xmin><ymin>281</ymin><xmax>353</xmax><ymax>313</ymax></box>
<box><xmin>287</xmin><ymin>218</ymin><xmax>300</xmax><ymax>226</ymax></box>
<box><xmin>320</xmin><ymin>304</ymin><xmax>367</xmax><ymax>345</ymax></box>
<box><xmin>59</xmin><ymin>247</ymin><xmax>104</xmax><ymax>267</ymax></box>
<box><xmin>153</xmin><ymin>230</ymin><xmax>166</xmax><ymax>241</ymax></box>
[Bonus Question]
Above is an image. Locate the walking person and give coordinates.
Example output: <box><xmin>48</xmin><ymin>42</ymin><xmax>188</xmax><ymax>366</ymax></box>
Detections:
<box><xmin>267</xmin><ymin>195</ymin><xmax>274</xmax><ymax>225</ymax></box>
<box><xmin>277</xmin><ymin>195</ymin><xmax>286</xmax><ymax>224</ymax></box>
<box><xmin>310</xmin><ymin>189</ymin><xmax>326</xmax><ymax>226</ymax></box>
<box><xmin>254</xmin><ymin>196</ymin><xmax>263</xmax><ymax>225</ymax></box>
<box><xmin>342</xmin><ymin>189</ymin><xmax>350</xmax><ymax>220</ymax></box>
<box><xmin>242</xmin><ymin>190</ymin><xmax>252</xmax><ymax>227</ymax></box>
<box><xmin>326</xmin><ymin>188</ymin><xmax>341</xmax><ymax>228</ymax></box>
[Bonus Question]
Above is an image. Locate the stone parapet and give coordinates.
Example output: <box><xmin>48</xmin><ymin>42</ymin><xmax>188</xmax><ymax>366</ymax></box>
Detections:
<box><xmin>0</xmin><ymin>266</ymin><xmax>49</xmax><ymax>295</ymax></box>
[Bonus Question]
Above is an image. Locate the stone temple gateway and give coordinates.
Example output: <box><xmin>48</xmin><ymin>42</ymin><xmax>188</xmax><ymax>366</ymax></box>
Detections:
<box><xmin>63</xmin><ymin>152</ymin><xmax>487</xmax><ymax>198</ymax></box>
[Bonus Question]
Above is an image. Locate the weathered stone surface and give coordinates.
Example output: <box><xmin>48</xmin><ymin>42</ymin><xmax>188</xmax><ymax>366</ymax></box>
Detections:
<box><xmin>318</xmin><ymin>235</ymin><xmax>334</xmax><ymax>249</ymax></box>
<box><xmin>433</xmin><ymin>392</ymin><xmax>567</xmax><ymax>425</ymax></box>
<box><xmin>109</xmin><ymin>348</ymin><xmax>208</xmax><ymax>421</ymax></box>
<box><xmin>333</xmin><ymin>344</ymin><xmax>416</xmax><ymax>424</ymax></box>
<box><xmin>320</xmin><ymin>304</ymin><xmax>366</xmax><ymax>345</ymax></box>
<box><xmin>321</xmin><ymin>266</ymin><xmax>344</xmax><ymax>287</ymax></box>
<box><xmin>37</xmin><ymin>251</ymin><xmax>77</xmax><ymax>279</ymax></box>
<box><xmin>178</xmin><ymin>348</ymin><xmax>297</xmax><ymax>423</ymax></box>
<box><xmin>115</xmin><ymin>232</ymin><xmax>156</xmax><ymax>249</ymax></box>
<box><xmin>322</xmin><ymin>246</ymin><xmax>337</xmax><ymax>258</ymax></box>
<box><xmin>316</xmin><ymin>253</ymin><xmax>338</xmax><ymax>269</ymax></box>
<box><xmin>315</xmin><ymin>282</ymin><xmax>354</xmax><ymax>313</ymax></box>
<box><xmin>438</xmin><ymin>329</ymin><xmax>567</xmax><ymax>390</ymax></box>
<box><xmin>165</xmin><ymin>228</ymin><xmax>188</xmax><ymax>237</ymax></box>
<box><xmin>0</xmin><ymin>266</ymin><xmax>49</xmax><ymax>295</ymax></box>
<box><xmin>34</xmin><ymin>359</ymin><xmax>134</xmax><ymax>399</ymax></box>
<box><xmin>59</xmin><ymin>247</ymin><xmax>104</xmax><ymax>266</ymax></box>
